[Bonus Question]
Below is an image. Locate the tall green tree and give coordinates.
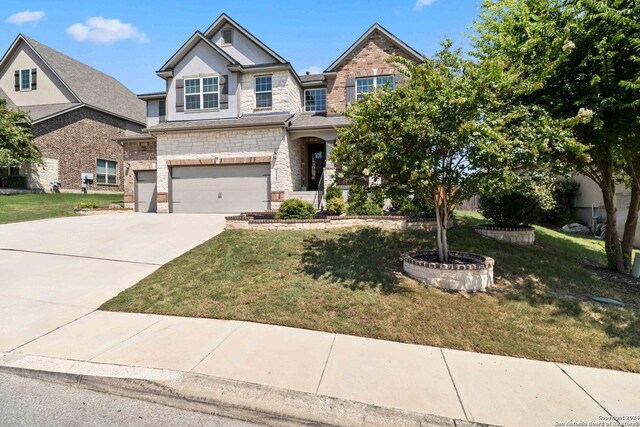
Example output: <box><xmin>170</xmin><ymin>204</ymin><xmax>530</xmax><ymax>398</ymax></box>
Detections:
<box><xmin>474</xmin><ymin>0</ymin><xmax>640</xmax><ymax>273</ymax></box>
<box><xmin>0</xmin><ymin>98</ymin><xmax>39</xmax><ymax>166</ymax></box>
<box><xmin>333</xmin><ymin>43</ymin><xmax>578</xmax><ymax>262</ymax></box>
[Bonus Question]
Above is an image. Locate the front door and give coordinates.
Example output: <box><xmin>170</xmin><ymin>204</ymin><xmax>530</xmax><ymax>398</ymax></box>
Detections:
<box><xmin>307</xmin><ymin>143</ymin><xmax>325</xmax><ymax>191</ymax></box>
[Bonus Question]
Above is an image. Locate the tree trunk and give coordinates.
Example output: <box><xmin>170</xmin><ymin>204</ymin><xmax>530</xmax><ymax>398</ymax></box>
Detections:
<box><xmin>434</xmin><ymin>194</ymin><xmax>449</xmax><ymax>263</ymax></box>
<box><xmin>601</xmin><ymin>175</ymin><xmax>625</xmax><ymax>272</ymax></box>
<box><xmin>621</xmin><ymin>180</ymin><xmax>640</xmax><ymax>273</ymax></box>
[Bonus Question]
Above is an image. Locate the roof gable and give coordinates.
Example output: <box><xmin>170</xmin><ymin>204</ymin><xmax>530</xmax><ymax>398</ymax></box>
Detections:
<box><xmin>157</xmin><ymin>31</ymin><xmax>238</xmax><ymax>75</ymax></box>
<box><xmin>203</xmin><ymin>13</ymin><xmax>287</xmax><ymax>65</ymax></box>
<box><xmin>324</xmin><ymin>23</ymin><xmax>423</xmax><ymax>72</ymax></box>
<box><xmin>0</xmin><ymin>34</ymin><xmax>145</xmax><ymax>124</ymax></box>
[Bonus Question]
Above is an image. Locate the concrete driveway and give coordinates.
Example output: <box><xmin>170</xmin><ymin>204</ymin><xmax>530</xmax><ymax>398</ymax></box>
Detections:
<box><xmin>0</xmin><ymin>213</ymin><xmax>227</xmax><ymax>352</ymax></box>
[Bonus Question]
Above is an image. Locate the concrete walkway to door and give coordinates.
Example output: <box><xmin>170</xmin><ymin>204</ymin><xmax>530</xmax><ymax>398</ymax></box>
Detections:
<box><xmin>0</xmin><ymin>213</ymin><xmax>226</xmax><ymax>351</ymax></box>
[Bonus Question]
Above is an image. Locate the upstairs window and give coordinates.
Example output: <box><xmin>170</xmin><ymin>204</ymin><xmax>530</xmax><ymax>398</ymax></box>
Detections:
<box><xmin>20</xmin><ymin>69</ymin><xmax>30</xmax><ymax>91</ymax></box>
<box><xmin>158</xmin><ymin>100</ymin><xmax>166</xmax><ymax>117</ymax></box>
<box><xmin>255</xmin><ymin>75</ymin><xmax>272</xmax><ymax>109</ymax></box>
<box><xmin>356</xmin><ymin>75</ymin><xmax>395</xmax><ymax>100</ymax></box>
<box><xmin>96</xmin><ymin>159</ymin><xmax>117</xmax><ymax>185</ymax></box>
<box><xmin>305</xmin><ymin>88</ymin><xmax>327</xmax><ymax>112</ymax></box>
<box><xmin>221</xmin><ymin>28</ymin><xmax>234</xmax><ymax>45</ymax></box>
<box><xmin>184</xmin><ymin>76</ymin><xmax>219</xmax><ymax>110</ymax></box>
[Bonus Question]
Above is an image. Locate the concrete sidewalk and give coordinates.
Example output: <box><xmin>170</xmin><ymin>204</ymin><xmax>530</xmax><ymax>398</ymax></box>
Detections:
<box><xmin>2</xmin><ymin>311</ymin><xmax>639</xmax><ymax>427</ymax></box>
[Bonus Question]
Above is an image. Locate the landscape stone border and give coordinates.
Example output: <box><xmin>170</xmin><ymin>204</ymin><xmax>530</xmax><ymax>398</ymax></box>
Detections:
<box><xmin>474</xmin><ymin>224</ymin><xmax>535</xmax><ymax>245</ymax></box>
<box><xmin>226</xmin><ymin>214</ymin><xmax>437</xmax><ymax>231</ymax></box>
<box><xmin>402</xmin><ymin>250</ymin><xmax>495</xmax><ymax>292</ymax></box>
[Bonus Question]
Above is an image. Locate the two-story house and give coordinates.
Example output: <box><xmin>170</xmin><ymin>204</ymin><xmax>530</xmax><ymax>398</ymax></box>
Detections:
<box><xmin>0</xmin><ymin>35</ymin><xmax>146</xmax><ymax>193</ymax></box>
<box><xmin>119</xmin><ymin>14</ymin><xmax>423</xmax><ymax>213</ymax></box>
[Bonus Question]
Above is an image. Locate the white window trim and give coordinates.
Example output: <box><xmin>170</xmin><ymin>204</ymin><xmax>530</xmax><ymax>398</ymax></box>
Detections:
<box><xmin>355</xmin><ymin>75</ymin><xmax>395</xmax><ymax>100</ymax></box>
<box><xmin>19</xmin><ymin>68</ymin><xmax>31</xmax><ymax>92</ymax></box>
<box><xmin>184</xmin><ymin>75</ymin><xmax>219</xmax><ymax>111</ymax></box>
<box><xmin>96</xmin><ymin>159</ymin><xmax>118</xmax><ymax>185</ymax></box>
<box><xmin>304</xmin><ymin>88</ymin><xmax>327</xmax><ymax>112</ymax></box>
<box><xmin>254</xmin><ymin>75</ymin><xmax>273</xmax><ymax>109</ymax></box>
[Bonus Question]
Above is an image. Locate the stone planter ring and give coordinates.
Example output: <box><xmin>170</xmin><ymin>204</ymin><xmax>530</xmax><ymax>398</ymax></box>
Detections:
<box><xmin>402</xmin><ymin>250</ymin><xmax>494</xmax><ymax>292</ymax></box>
<box><xmin>474</xmin><ymin>224</ymin><xmax>535</xmax><ymax>245</ymax></box>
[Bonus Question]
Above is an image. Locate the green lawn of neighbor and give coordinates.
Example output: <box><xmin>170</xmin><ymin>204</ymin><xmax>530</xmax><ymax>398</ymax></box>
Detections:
<box><xmin>102</xmin><ymin>212</ymin><xmax>640</xmax><ymax>372</ymax></box>
<box><xmin>0</xmin><ymin>193</ymin><xmax>123</xmax><ymax>224</ymax></box>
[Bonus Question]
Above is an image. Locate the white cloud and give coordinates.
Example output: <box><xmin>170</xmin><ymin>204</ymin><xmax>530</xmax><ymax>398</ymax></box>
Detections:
<box><xmin>66</xmin><ymin>17</ymin><xmax>149</xmax><ymax>45</ymax></box>
<box><xmin>5</xmin><ymin>10</ymin><xmax>45</xmax><ymax>25</ymax></box>
<box><xmin>414</xmin><ymin>0</ymin><xmax>438</xmax><ymax>11</ymax></box>
<box><xmin>301</xmin><ymin>66</ymin><xmax>323</xmax><ymax>75</ymax></box>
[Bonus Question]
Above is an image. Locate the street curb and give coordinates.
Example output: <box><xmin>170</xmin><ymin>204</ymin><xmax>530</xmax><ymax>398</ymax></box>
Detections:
<box><xmin>0</xmin><ymin>354</ymin><xmax>496</xmax><ymax>427</ymax></box>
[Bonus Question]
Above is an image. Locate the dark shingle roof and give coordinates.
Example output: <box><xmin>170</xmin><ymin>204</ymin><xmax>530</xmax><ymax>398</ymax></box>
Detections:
<box><xmin>288</xmin><ymin>114</ymin><xmax>350</xmax><ymax>130</ymax></box>
<box><xmin>0</xmin><ymin>88</ymin><xmax>17</xmax><ymax>109</ymax></box>
<box><xmin>17</xmin><ymin>103</ymin><xmax>82</xmax><ymax>121</ymax></box>
<box><xmin>299</xmin><ymin>74</ymin><xmax>326</xmax><ymax>83</ymax></box>
<box><xmin>146</xmin><ymin>113</ymin><xmax>294</xmax><ymax>132</ymax></box>
<box><xmin>22</xmin><ymin>36</ymin><xmax>145</xmax><ymax>124</ymax></box>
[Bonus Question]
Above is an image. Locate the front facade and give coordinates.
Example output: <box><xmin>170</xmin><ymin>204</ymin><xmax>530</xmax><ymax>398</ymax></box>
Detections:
<box><xmin>122</xmin><ymin>14</ymin><xmax>423</xmax><ymax>213</ymax></box>
<box><xmin>0</xmin><ymin>35</ymin><xmax>145</xmax><ymax>193</ymax></box>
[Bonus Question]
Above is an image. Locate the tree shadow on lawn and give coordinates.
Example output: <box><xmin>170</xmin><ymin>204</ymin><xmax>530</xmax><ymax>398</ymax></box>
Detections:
<box><xmin>300</xmin><ymin>227</ymin><xmax>432</xmax><ymax>293</ymax></box>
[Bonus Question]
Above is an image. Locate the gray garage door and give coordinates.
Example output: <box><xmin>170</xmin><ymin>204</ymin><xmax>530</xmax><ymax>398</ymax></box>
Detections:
<box><xmin>171</xmin><ymin>164</ymin><xmax>270</xmax><ymax>213</ymax></box>
<box><xmin>135</xmin><ymin>170</ymin><xmax>157</xmax><ymax>213</ymax></box>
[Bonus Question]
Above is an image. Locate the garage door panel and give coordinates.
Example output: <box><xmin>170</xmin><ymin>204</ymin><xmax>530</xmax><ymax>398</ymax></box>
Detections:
<box><xmin>171</xmin><ymin>165</ymin><xmax>269</xmax><ymax>214</ymax></box>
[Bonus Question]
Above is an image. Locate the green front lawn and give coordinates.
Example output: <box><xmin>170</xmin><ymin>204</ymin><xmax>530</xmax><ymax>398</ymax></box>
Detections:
<box><xmin>0</xmin><ymin>193</ymin><xmax>123</xmax><ymax>224</ymax></box>
<box><xmin>101</xmin><ymin>212</ymin><xmax>640</xmax><ymax>372</ymax></box>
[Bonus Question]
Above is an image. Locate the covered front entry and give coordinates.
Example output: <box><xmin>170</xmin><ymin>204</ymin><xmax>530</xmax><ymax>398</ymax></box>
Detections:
<box><xmin>307</xmin><ymin>143</ymin><xmax>326</xmax><ymax>191</ymax></box>
<box><xmin>170</xmin><ymin>164</ymin><xmax>270</xmax><ymax>213</ymax></box>
<box><xmin>135</xmin><ymin>171</ymin><xmax>157</xmax><ymax>213</ymax></box>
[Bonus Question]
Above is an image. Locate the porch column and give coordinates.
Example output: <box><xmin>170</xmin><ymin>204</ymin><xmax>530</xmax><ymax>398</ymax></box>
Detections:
<box><xmin>324</xmin><ymin>139</ymin><xmax>336</xmax><ymax>193</ymax></box>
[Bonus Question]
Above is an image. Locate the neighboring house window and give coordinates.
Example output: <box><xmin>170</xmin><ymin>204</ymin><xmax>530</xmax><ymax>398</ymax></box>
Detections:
<box><xmin>20</xmin><ymin>69</ymin><xmax>30</xmax><ymax>91</ymax></box>
<box><xmin>184</xmin><ymin>76</ymin><xmax>219</xmax><ymax>110</ymax></box>
<box><xmin>221</xmin><ymin>28</ymin><xmax>233</xmax><ymax>45</ymax></box>
<box><xmin>158</xmin><ymin>100</ymin><xmax>166</xmax><ymax>117</ymax></box>
<box><xmin>255</xmin><ymin>75</ymin><xmax>272</xmax><ymax>108</ymax></box>
<box><xmin>305</xmin><ymin>88</ymin><xmax>327</xmax><ymax>112</ymax></box>
<box><xmin>96</xmin><ymin>159</ymin><xmax>117</xmax><ymax>184</ymax></box>
<box><xmin>356</xmin><ymin>75</ymin><xmax>395</xmax><ymax>100</ymax></box>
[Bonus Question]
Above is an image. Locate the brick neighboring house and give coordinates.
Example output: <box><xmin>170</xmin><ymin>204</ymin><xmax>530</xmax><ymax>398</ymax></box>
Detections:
<box><xmin>0</xmin><ymin>35</ymin><xmax>145</xmax><ymax>193</ymax></box>
<box><xmin>120</xmin><ymin>14</ymin><xmax>423</xmax><ymax>213</ymax></box>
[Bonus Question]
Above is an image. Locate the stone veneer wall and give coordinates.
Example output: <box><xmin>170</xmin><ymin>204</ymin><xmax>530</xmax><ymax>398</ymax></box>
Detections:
<box><xmin>327</xmin><ymin>29</ymin><xmax>418</xmax><ymax>112</ymax></box>
<box><xmin>240</xmin><ymin>70</ymin><xmax>302</xmax><ymax>115</ymax></box>
<box><xmin>31</xmin><ymin>107</ymin><xmax>141</xmax><ymax>192</ymax></box>
<box><xmin>474</xmin><ymin>225</ymin><xmax>535</xmax><ymax>245</ymax></box>
<box><xmin>123</xmin><ymin>139</ymin><xmax>157</xmax><ymax>209</ymax></box>
<box><xmin>155</xmin><ymin>126</ymin><xmax>294</xmax><ymax>213</ymax></box>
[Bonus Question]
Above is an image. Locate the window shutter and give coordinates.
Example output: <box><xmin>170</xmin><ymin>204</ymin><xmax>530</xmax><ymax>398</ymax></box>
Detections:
<box><xmin>345</xmin><ymin>77</ymin><xmax>355</xmax><ymax>106</ymax></box>
<box><xmin>220</xmin><ymin>75</ymin><xmax>229</xmax><ymax>109</ymax></box>
<box><xmin>175</xmin><ymin>79</ymin><xmax>184</xmax><ymax>112</ymax></box>
<box><xmin>14</xmin><ymin>70</ymin><xmax>19</xmax><ymax>91</ymax></box>
<box><xmin>31</xmin><ymin>68</ymin><xmax>37</xmax><ymax>90</ymax></box>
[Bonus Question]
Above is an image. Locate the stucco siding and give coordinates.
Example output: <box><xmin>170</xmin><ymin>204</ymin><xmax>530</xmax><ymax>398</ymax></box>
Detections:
<box><xmin>166</xmin><ymin>41</ymin><xmax>239</xmax><ymax>121</ymax></box>
<box><xmin>0</xmin><ymin>44</ymin><xmax>76</xmax><ymax>106</ymax></box>
<box><xmin>210</xmin><ymin>26</ymin><xmax>275</xmax><ymax>66</ymax></box>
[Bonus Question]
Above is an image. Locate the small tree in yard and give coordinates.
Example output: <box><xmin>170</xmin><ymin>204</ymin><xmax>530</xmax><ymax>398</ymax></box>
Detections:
<box><xmin>333</xmin><ymin>43</ymin><xmax>579</xmax><ymax>262</ymax></box>
<box><xmin>0</xmin><ymin>98</ymin><xmax>40</xmax><ymax>167</ymax></box>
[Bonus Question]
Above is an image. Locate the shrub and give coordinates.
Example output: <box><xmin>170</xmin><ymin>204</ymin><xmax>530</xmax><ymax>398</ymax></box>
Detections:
<box><xmin>325</xmin><ymin>185</ymin><xmax>342</xmax><ymax>201</ymax></box>
<box><xmin>349</xmin><ymin>198</ymin><xmax>384</xmax><ymax>216</ymax></box>
<box><xmin>478</xmin><ymin>191</ymin><xmax>540</xmax><ymax>227</ymax></box>
<box><xmin>325</xmin><ymin>197</ymin><xmax>347</xmax><ymax>215</ymax></box>
<box><xmin>539</xmin><ymin>179</ymin><xmax>580</xmax><ymax>225</ymax></box>
<box><xmin>390</xmin><ymin>194</ymin><xmax>436</xmax><ymax>217</ymax></box>
<box><xmin>275</xmin><ymin>199</ymin><xmax>316</xmax><ymax>219</ymax></box>
<box><xmin>345</xmin><ymin>184</ymin><xmax>383</xmax><ymax>216</ymax></box>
